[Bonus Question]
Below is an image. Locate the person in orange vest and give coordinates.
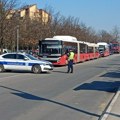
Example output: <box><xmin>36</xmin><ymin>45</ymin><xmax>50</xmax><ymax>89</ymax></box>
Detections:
<box><xmin>67</xmin><ymin>49</ymin><xmax>75</xmax><ymax>73</ymax></box>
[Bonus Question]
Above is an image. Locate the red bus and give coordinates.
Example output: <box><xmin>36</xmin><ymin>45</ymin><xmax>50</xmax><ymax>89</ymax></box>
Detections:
<box><xmin>111</xmin><ymin>41</ymin><xmax>120</xmax><ymax>53</ymax></box>
<box><xmin>39</xmin><ymin>36</ymin><xmax>100</xmax><ymax>65</ymax></box>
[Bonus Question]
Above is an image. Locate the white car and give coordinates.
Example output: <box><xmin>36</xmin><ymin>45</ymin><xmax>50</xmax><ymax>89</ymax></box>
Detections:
<box><xmin>0</xmin><ymin>53</ymin><xmax>53</xmax><ymax>73</ymax></box>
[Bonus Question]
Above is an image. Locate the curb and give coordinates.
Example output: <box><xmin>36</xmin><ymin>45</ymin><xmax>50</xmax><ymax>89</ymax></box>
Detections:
<box><xmin>100</xmin><ymin>86</ymin><xmax>120</xmax><ymax>120</ymax></box>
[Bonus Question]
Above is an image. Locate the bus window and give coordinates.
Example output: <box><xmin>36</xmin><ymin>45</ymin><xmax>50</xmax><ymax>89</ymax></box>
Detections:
<box><xmin>63</xmin><ymin>41</ymin><xmax>77</xmax><ymax>54</ymax></box>
<box><xmin>80</xmin><ymin>43</ymin><xmax>86</xmax><ymax>53</ymax></box>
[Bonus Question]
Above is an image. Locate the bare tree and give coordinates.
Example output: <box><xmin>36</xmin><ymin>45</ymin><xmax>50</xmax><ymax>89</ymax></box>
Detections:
<box><xmin>111</xmin><ymin>26</ymin><xmax>120</xmax><ymax>41</ymax></box>
<box><xmin>98</xmin><ymin>30</ymin><xmax>114</xmax><ymax>43</ymax></box>
<box><xmin>2</xmin><ymin>4</ymin><xmax>117</xmax><ymax>50</ymax></box>
<box><xmin>0</xmin><ymin>0</ymin><xmax>18</xmax><ymax>53</ymax></box>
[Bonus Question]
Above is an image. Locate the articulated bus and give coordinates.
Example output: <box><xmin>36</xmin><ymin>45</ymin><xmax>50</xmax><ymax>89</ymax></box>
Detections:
<box><xmin>39</xmin><ymin>36</ymin><xmax>100</xmax><ymax>65</ymax></box>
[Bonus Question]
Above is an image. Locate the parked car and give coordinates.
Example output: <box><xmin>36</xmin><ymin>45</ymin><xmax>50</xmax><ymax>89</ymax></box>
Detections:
<box><xmin>0</xmin><ymin>52</ymin><xmax>53</xmax><ymax>73</ymax></box>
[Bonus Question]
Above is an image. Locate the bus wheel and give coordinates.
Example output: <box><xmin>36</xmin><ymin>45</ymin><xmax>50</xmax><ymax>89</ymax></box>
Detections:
<box><xmin>32</xmin><ymin>65</ymin><xmax>41</xmax><ymax>74</ymax></box>
<box><xmin>0</xmin><ymin>65</ymin><xmax>4</xmax><ymax>72</ymax></box>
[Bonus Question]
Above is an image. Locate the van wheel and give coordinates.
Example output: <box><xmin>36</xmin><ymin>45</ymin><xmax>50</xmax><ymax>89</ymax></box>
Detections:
<box><xmin>32</xmin><ymin>65</ymin><xmax>41</xmax><ymax>74</ymax></box>
<box><xmin>0</xmin><ymin>65</ymin><xmax>4</xmax><ymax>72</ymax></box>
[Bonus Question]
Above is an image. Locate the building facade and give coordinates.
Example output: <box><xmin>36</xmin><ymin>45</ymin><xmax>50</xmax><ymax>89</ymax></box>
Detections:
<box><xmin>7</xmin><ymin>4</ymin><xmax>50</xmax><ymax>24</ymax></box>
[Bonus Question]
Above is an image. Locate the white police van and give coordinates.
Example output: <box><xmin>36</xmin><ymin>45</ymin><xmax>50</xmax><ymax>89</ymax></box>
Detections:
<box><xmin>0</xmin><ymin>52</ymin><xmax>53</xmax><ymax>73</ymax></box>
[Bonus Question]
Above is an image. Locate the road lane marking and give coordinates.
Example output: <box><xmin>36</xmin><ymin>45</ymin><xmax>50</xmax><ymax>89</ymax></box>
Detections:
<box><xmin>100</xmin><ymin>87</ymin><xmax>120</xmax><ymax>120</ymax></box>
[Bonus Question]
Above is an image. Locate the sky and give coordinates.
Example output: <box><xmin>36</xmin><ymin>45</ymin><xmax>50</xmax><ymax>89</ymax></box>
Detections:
<box><xmin>19</xmin><ymin>0</ymin><xmax>120</xmax><ymax>32</ymax></box>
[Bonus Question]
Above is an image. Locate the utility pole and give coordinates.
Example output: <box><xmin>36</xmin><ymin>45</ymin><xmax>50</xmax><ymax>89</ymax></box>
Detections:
<box><xmin>16</xmin><ymin>25</ymin><xmax>19</xmax><ymax>52</ymax></box>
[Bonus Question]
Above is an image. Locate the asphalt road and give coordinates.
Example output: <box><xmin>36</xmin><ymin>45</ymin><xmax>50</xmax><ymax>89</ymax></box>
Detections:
<box><xmin>0</xmin><ymin>54</ymin><xmax>120</xmax><ymax>120</ymax></box>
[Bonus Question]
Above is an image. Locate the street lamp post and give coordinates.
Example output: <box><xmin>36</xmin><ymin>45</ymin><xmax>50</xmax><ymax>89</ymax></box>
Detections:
<box><xmin>16</xmin><ymin>25</ymin><xmax>19</xmax><ymax>52</ymax></box>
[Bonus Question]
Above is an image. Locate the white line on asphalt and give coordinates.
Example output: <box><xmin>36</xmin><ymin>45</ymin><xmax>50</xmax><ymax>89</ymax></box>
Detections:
<box><xmin>100</xmin><ymin>87</ymin><xmax>120</xmax><ymax>120</ymax></box>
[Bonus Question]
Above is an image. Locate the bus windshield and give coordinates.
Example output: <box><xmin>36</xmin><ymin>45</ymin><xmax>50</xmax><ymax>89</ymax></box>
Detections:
<box><xmin>98</xmin><ymin>45</ymin><xmax>105</xmax><ymax>50</ymax></box>
<box><xmin>40</xmin><ymin>41</ymin><xmax>62</xmax><ymax>54</ymax></box>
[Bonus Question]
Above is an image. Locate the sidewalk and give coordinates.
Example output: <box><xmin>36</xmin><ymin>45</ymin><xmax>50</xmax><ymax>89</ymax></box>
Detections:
<box><xmin>101</xmin><ymin>87</ymin><xmax>120</xmax><ymax>120</ymax></box>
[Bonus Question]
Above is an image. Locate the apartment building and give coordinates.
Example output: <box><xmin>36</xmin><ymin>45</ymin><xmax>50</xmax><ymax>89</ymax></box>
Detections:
<box><xmin>7</xmin><ymin>4</ymin><xmax>50</xmax><ymax>24</ymax></box>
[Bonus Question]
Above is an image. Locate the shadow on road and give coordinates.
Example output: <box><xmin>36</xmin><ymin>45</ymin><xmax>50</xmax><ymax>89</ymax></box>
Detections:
<box><xmin>1</xmin><ymin>68</ymin><xmax>120</xmax><ymax>119</ymax></box>
<box><xmin>106</xmin><ymin>112</ymin><xmax>120</xmax><ymax>118</ymax></box>
<box><xmin>101</xmin><ymin>71</ymin><xmax>120</xmax><ymax>78</ymax></box>
<box><xmin>74</xmin><ymin>68</ymin><xmax>120</xmax><ymax>92</ymax></box>
<box><xmin>73</xmin><ymin>68</ymin><xmax>120</xmax><ymax>119</ymax></box>
<box><xmin>73</xmin><ymin>81</ymin><xmax>120</xmax><ymax>93</ymax></box>
<box><xmin>0</xmin><ymin>85</ymin><xmax>100</xmax><ymax>118</ymax></box>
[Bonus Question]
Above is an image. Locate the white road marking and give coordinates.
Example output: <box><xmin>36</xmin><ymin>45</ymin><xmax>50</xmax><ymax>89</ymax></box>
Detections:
<box><xmin>100</xmin><ymin>87</ymin><xmax>120</xmax><ymax>120</ymax></box>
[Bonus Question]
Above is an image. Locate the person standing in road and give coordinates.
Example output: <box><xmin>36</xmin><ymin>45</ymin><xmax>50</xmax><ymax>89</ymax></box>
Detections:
<box><xmin>67</xmin><ymin>49</ymin><xmax>75</xmax><ymax>73</ymax></box>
